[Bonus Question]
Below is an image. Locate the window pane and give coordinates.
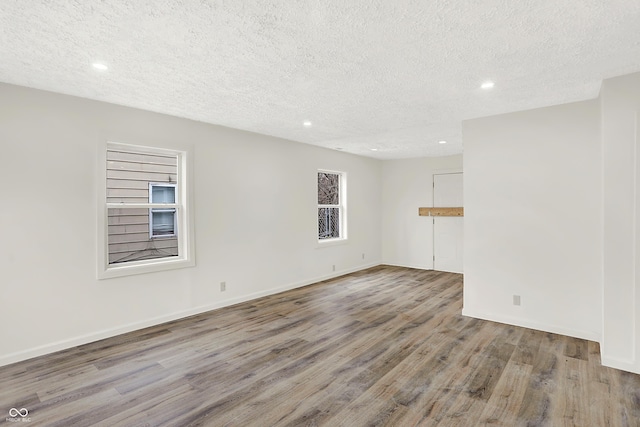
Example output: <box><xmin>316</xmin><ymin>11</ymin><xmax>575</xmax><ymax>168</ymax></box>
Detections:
<box><xmin>318</xmin><ymin>207</ymin><xmax>340</xmax><ymax>239</ymax></box>
<box><xmin>151</xmin><ymin>210</ymin><xmax>176</xmax><ymax>236</ymax></box>
<box><xmin>108</xmin><ymin>208</ymin><xmax>179</xmax><ymax>264</ymax></box>
<box><xmin>318</xmin><ymin>173</ymin><xmax>339</xmax><ymax>205</ymax></box>
<box><xmin>151</xmin><ymin>185</ymin><xmax>175</xmax><ymax>204</ymax></box>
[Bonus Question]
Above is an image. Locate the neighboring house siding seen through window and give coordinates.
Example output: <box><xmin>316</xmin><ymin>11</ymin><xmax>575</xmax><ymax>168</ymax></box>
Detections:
<box><xmin>106</xmin><ymin>148</ymin><xmax>179</xmax><ymax>264</ymax></box>
<box><xmin>98</xmin><ymin>142</ymin><xmax>194</xmax><ymax>279</ymax></box>
<box><xmin>317</xmin><ymin>170</ymin><xmax>346</xmax><ymax>241</ymax></box>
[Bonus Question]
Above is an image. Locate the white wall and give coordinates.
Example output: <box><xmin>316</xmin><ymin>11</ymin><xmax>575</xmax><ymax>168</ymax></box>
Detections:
<box><xmin>381</xmin><ymin>155</ymin><xmax>463</xmax><ymax>269</ymax></box>
<box><xmin>601</xmin><ymin>72</ymin><xmax>640</xmax><ymax>373</ymax></box>
<box><xmin>0</xmin><ymin>83</ymin><xmax>382</xmax><ymax>366</ymax></box>
<box><xmin>463</xmin><ymin>100</ymin><xmax>602</xmax><ymax>342</ymax></box>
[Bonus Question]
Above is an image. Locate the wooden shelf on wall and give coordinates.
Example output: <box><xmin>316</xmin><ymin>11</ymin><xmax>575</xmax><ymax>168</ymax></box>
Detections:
<box><xmin>418</xmin><ymin>207</ymin><xmax>464</xmax><ymax>217</ymax></box>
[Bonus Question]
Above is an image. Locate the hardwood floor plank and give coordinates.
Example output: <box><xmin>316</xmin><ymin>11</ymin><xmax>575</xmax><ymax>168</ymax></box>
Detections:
<box><xmin>0</xmin><ymin>266</ymin><xmax>638</xmax><ymax>426</ymax></box>
<box><xmin>35</xmin><ymin>388</ymin><xmax>122</xmax><ymax>427</ymax></box>
<box><xmin>516</xmin><ymin>344</ymin><xmax>561</xmax><ymax>426</ymax></box>
<box><xmin>512</xmin><ymin>328</ymin><xmax>542</xmax><ymax>366</ymax></box>
<box><xmin>477</xmin><ymin>360</ymin><xmax>533</xmax><ymax>425</ymax></box>
<box><xmin>587</xmin><ymin>341</ymin><xmax>618</xmax><ymax>427</ymax></box>
<box><xmin>563</xmin><ymin>337</ymin><xmax>589</xmax><ymax>361</ymax></box>
<box><xmin>552</xmin><ymin>356</ymin><xmax>590</xmax><ymax>426</ymax></box>
<box><xmin>618</xmin><ymin>370</ymin><xmax>640</xmax><ymax>425</ymax></box>
<box><xmin>465</xmin><ymin>338</ymin><xmax>516</xmax><ymax>401</ymax></box>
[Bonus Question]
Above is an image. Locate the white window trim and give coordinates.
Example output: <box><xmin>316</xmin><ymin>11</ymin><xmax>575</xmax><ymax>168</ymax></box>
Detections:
<box><xmin>317</xmin><ymin>169</ymin><xmax>348</xmax><ymax>245</ymax></box>
<box><xmin>149</xmin><ymin>182</ymin><xmax>177</xmax><ymax>238</ymax></box>
<box><xmin>97</xmin><ymin>141</ymin><xmax>195</xmax><ymax>279</ymax></box>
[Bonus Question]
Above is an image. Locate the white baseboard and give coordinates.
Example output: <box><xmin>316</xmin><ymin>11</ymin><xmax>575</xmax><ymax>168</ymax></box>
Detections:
<box><xmin>0</xmin><ymin>262</ymin><xmax>381</xmax><ymax>367</ymax></box>
<box><xmin>461</xmin><ymin>308</ymin><xmax>601</xmax><ymax>342</ymax></box>
<box><xmin>382</xmin><ymin>262</ymin><xmax>432</xmax><ymax>270</ymax></box>
<box><xmin>600</xmin><ymin>356</ymin><xmax>639</xmax><ymax>374</ymax></box>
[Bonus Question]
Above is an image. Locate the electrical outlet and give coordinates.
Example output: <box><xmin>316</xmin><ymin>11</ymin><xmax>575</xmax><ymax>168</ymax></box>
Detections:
<box><xmin>220</xmin><ymin>282</ymin><xmax>226</xmax><ymax>292</ymax></box>
<box><xmin>332</xmin><ymin>265</ymin><xmax>336</xmax><ymax>272</ymax></box>
<box><xmin>513</xmin><ymin>295</ymin><xmax>521</xmax><ymax>306</ymax></box>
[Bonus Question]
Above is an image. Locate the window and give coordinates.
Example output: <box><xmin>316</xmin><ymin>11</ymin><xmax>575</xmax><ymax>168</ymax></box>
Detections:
<box><xmin>97</xmin><ymin>142</ymin><xmax>194</xmax><ymax>279</ymax></box>
<box><xmin>317</xmin><ymin>170</ymin><xmax>346</xmax><ymax>241</ymax></box>
<box><xmin>149</xmin><ymin>183</ymin><xmax>176</xmax><ymax>237</ymax></box>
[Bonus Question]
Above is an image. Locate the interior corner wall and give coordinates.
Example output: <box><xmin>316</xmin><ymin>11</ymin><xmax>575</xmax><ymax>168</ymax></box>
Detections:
<box><xmin>381</xmin><ymin>155</ymin><xmax>463</xmax><ymax>270</ymax></box>
<box><xmin>601</xmin><ymin>72</ymin><xmax>640</xmax><ymax>374</ymax></box>
<box><xmin>0</xmin><ymin>83</ymin><xmax>382</xmax><ymax>366</ymax></box>
<box><xmin>462</xmin><ymin>99</ymin><xmax>602</xmax><ymax>342</ymax></box>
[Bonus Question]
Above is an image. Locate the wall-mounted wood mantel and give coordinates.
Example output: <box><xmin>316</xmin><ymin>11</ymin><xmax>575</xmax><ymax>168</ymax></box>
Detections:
<box><xmin>418</xmin><ymin>207</ymin><xmax>464</xmax><ymax>217</ymax></box>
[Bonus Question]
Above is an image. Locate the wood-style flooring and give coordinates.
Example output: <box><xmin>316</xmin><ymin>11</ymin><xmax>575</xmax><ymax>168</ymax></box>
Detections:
<box><xmin>1</xmin><ymin>266</ymin><xmax>639</xmax><ymax>426</ymax></box>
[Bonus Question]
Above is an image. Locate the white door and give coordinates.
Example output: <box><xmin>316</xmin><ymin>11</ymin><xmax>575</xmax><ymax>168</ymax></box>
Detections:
<box><xmin>433</xmin><ymin>173</ymin><xmax>463</xmax><ymax>273</ymax></box>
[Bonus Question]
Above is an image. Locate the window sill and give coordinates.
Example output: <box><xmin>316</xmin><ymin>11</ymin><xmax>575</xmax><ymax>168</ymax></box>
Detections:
<box><xmin>98</xmin><ymin>257</ymin><xmax>195</xmax><ymax>279</ymax></box>
<box><xmin>316</xmin><ymin>238</ymin><xmax>349</xmax><ymax>248</ymax></box>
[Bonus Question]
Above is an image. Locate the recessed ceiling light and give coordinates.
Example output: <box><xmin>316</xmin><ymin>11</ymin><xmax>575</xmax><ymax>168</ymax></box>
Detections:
<box><xmin>92</xmin><ymin>62</ymin><xmax>108</xmax><ymax>71</ymax></box>
<box><xmin>481</xmin><ymin>81</ymin><xmax>495</xmax><ymax>89</ymax></box>
<box><xmin>335</xmin><ymin>147</ymin><xmax>343</xmax><ymax>151</ymax></box>
<box><xmin>370</xmin><ymin>148</ymin><xmax>378</xmax><ymax>151</ymax></box>
<box><xmin>438</xmin><ymin>140</ymin><xmax>447</xmax><ymax>144</ymax></box>
<box><xmin>303</xmin><ymin>120</ymin><xmax>312</xmax><ymax>127</ymax></box>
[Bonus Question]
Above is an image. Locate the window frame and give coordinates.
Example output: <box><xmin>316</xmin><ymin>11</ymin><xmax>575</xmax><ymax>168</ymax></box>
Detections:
<box><xmin>317</xmin><ymin>169</ymin><xmax>347</xmax><ymax>244</ymax></box>
<box><xmin>148</xmin><ymin>182</ymin><xmax>177</xmax><ymax>238</ymax></box>
<box><xmin>97</xmin><ymin>141</ymin><xmax>195</xmax><ymax>279</ymax></box>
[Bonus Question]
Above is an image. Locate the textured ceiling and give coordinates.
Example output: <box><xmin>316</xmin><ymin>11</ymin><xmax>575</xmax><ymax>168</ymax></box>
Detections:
<box><xmin>1</xmin><ymin>1</ymin><xmax>640</xmax><ymax>159</ymax></box>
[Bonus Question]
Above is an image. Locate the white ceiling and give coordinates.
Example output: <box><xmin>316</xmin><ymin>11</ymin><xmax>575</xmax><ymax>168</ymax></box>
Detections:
<box><xmin>1</xmin><ymin>1</ymin><xmax>639</xmax><ymax>159</ymax></box>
